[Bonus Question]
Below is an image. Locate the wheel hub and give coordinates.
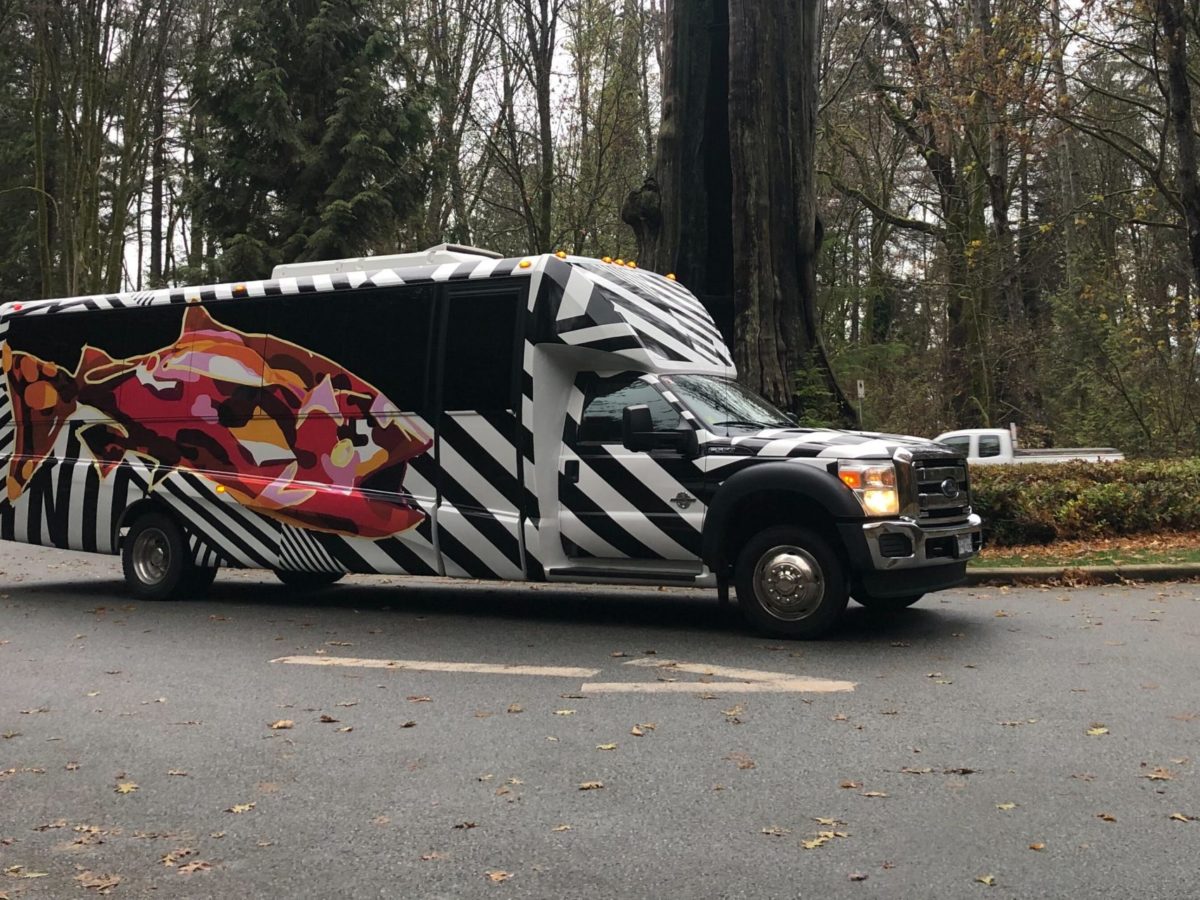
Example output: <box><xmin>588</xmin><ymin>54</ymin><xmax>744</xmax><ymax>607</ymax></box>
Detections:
<box><xmin>753</xmin><ymin>546</ymin><xmax>823</xmax><ymax>621</ymax></box>
<box><xmin>132</xmin><ymin>528</ymin><xmax>171</xmax><ymax>586</ymax></box>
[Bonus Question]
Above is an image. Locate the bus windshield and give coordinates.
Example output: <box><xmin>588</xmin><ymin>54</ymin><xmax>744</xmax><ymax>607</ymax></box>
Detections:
<box><xmin>662</xmin><ymin>375</ymin><xmax>793</xmax><ymax>432</ymax></box>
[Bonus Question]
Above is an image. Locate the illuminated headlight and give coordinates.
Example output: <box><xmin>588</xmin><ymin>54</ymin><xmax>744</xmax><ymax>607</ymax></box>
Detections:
<box><xmin>837</xmin><ymin>461</ymin><xmax>899</xmax><ymax>516</ymax></box>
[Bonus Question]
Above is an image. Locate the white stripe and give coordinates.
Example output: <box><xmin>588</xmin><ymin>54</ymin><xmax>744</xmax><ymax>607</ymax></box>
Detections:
<box><xmin>437</xmin><ymin>502</ymin><xmax>523</xmax><ymax>579</ymax></box>
<box><xmin>467</xmin><ymin>258</ymin><xmax>500</xmax><ymax>280</ymax></box>
<box><xmin>758</xmin><ymin>438</ymin><xmax>805</xmax><ymax>457</ymax></box>
<box><xmin>623</xmin><ymin>657</ymin><xmax>843</xmax><ymax>683</ymax></box>
<box><xmin>272</xmin><ymin>656</ymin><xmax>600</xmax><ymax>678</ymax></box>
<box><xmin>430</xmin><ymin>263</ymin><xmax>459</xmax><ymax>282</ymax></box>
<box><xmin>560</xmin><ymin>323</ymin><xmax>637</xmax><ymax>345</ymax></box>
<box><xmin>66</xmin><ymin>460</ymin><xmax>92</xmax><ymax>550</ymax></box>
<box><xmin>559</xmin><ymin>512</ymin><xmax>623</xmax><ymax>558</ymax></box>
<box><xmin>579</xmin><ymin>680</ymin><xmax>855</xmax><ymax>694</ymax></box>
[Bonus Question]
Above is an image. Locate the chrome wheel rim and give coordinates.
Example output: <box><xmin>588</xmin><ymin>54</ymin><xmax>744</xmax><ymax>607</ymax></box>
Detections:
<box><xmin>752</xmin><ymin>545</ymin><xmax>823</xmax><ymax>621</ymax></box>
<box><xmin>132</xmin><ymin>528</ymin><xmax>171</xmax><ymax>586</ymax></box>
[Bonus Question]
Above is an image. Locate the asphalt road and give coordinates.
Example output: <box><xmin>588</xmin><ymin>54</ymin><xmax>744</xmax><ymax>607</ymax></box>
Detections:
<box><xmin>1</xmin><ymin>542</ymin><xmax>1197</xmax><ymax>899</ymax></box>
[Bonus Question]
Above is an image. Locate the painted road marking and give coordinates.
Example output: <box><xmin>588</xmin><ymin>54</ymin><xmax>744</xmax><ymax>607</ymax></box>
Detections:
<box><xmin>578</xmin><ymin>657</ymin><xmax>856</xmax><ymax>694</ymax></box>
<box><xmin>271</xmin><ymin>656</ymin><xmax>601</xmax><ymax>679</ymax></box>
<box><xmin>271</xmin><ymin>655</ymin><xmax>854</xmax><ymax>694</ymax></box>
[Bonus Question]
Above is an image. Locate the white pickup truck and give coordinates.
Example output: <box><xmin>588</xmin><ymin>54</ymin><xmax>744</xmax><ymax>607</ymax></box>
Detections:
<box><xmin>934</xmin><ymin>429</ymin><xmax>1124</xmax><ymax>465</ymax></box>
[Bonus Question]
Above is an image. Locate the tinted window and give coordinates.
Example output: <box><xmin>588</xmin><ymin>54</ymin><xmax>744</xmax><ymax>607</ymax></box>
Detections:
<box><xmin>441</xmin><ymin>288</ymin><xmax>520</xmax><ymax>412</ymax></box>
<box><xmin>578</xmin><ymin>374</ymin><xmax>680</xmax><ymax>444</ymax></box>
<box><xmin>979</xmin><ymin>435</ymin><xmax>1001</xmax><ymax>458</ymax></box>
<box><xmin>940</xmin><ymin>436</ymin><xmax>970</xmax><ymax>454</ymax></box>
<box><xmin>6</xmin><ymin>304</ymin><xmax>187</xmax><ymax>371</ymax></box>
<box><xmin>269</xmin><ymin>286</ymin><xmax>433</xmax><ymax>413</ymax></box>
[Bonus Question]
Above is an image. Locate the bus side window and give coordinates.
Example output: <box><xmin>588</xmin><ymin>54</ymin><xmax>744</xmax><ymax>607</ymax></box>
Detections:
<box><xmin>271</xmin><ymin>286</ymin><xmax>435</xmax><ymax>417</ymax></box>
<box><xmin>439</xmin><ymin>288</ymin><xmax>521</xmax><ymax>413</ymax></box>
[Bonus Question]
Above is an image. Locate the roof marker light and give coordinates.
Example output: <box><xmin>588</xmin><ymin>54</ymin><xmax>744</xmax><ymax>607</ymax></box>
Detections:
<box><xmin>233</xmin><ymin>283</ymin><xmax>247</xmax><ymax>295</ymax></box>
<box><xmin>627</xmin><ymin>261</ymin><xmax>637</xmax><ymax>268</ymax></box>
<box><xmin>555</xmin><ymin>250</ymin><xmax>567</xmax><ymax>259</ymax></box>
<box><xmin>614</xmin><ymin>258</ymin><xmax>625</xmax><ymax>266</ymax></box>
<box><xmin>666</xmin><ymin>273</ymin><xmax>677</xmax><ymax>281</ymax></box>
<box><xmin>602</xmin><ymin>256</ymin><xmax>613</xmax><ymax>263</ymax></box>
<box><xmin>518</xmin><ymin>259</ymin><xmax>532</xmax><ymax>269</ymax></box>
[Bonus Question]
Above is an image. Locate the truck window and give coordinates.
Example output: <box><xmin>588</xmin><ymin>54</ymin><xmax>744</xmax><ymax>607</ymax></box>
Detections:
<box><xmin>979</xmin><ymin>434</ymin><xmax>1002</xmax><ymax>458</ymax></box>
<box><xmin>5</xmin><ymin>304</ymin><xmax>186</xmax><ymax>372</ymax></box>
<box><xmin>440</xmin><ymin>287</ymin><xmax>521</xmax><ymax>412</ymax></box>
<box><xmin>940</xmin><ymin>435</ymin><xmax>970</xmax><ymax>455</ymax></box>
<box><xmin>577</xmin><ymin>375</ymin><xmax>679</xmax><ymax>444</ymax></box>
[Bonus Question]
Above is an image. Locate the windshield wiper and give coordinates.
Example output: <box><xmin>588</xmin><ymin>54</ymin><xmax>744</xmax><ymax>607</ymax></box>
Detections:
<box><xmin>710</xmin><ymin>419</ymin><xmax>771</xmax><ymax>429</ymax></box>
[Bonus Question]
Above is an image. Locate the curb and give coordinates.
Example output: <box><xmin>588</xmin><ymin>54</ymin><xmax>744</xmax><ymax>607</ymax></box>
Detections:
<box><xmin>965</xmin><ymin>564</ymin><xmax>1200</xmax><ymax>586</ymax></box>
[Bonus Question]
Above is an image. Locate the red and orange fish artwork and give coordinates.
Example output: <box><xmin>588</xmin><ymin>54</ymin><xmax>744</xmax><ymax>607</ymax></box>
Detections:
<box><xmin>2</xmin><ymin>304</ymin><xmax>432</xmax><ymax>538</ymax></box>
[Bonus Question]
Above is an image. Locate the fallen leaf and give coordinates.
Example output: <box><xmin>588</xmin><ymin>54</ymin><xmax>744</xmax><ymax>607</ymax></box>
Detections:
<box><xmin>3</xmin><ymin>866</ymin><xmax>48</xmax><ymax>878</ymax></box>
<box><xmin>506</xmin><ymin>704</ymin><xmax>523</xmax><ymax>714</ymax></box>
<box><xmin>19</xmin><ymin>708</ymin><xmax>48</xmax><ymax>715</ymax></box>
<box><xmin>1</xmin><ymin>733</ymin><xmax>18</xmax><ymax>740</ymax></box>
<box><xmin>996</xmin><ymin>803</ymin><xmax>1017</xmax><ymax>811</ymax></box>
<box><xmin>485</xmin><ymin>870</ymin><xmax>513</xmax><ymax>883</ymax></box>
<box><xmin>453</xmin><ymin>822</ymin><xmax>476</xmax><ymax>830</ymax></box>
<box><xmin>596</xmin><ymin>743</ymin><xmax>617</xmax><ymax>751</ymax></box>
<box><xmin>1029</xmin><ymin>842</ymin><xmax>1045</xmax><ymax>851</ymax></box>
<box><xmin>578</xmin><ymin>780</ymin><xmax>604</xmax><ymax>790</ymax></box>
<box><xmin>226</xmin><ymin>803</ymin><xmax>255</xmax><ymax>814</ymax></box>
<box><xmin>115</xmin><ymin>782</ymin><xmax>138</xmax><ymax>794</ymax></box>
<box><xmin>33</xmin><ymin>819</ymin><xmax>68</xmax><ymax>831</ymax></box>
<box><xmin>336</xmin><ymin>726</ymin><xmax>353</xmax><ymax>733</ymax></box>
<box><xmin>420</xmin><ymin>852</ymin><xmax>444</xmax><ymax>861</ymax></box>
<box><xmin>269</xmin><ymin>719</ymin><xmax>294</xmax><ymax>730</ymax></box>
<box><xmin>75</xmin><ymin>871</ymin><xmax>121</xmax><ymax>893</ymax></box>
<box><xmin>901</xmin><ymin>766</ymin><xmax>932</xmax><ymax>775</ymax></box>
<box><xmin>861</xmin><ymin>791</ymin><xmax>888</xmax><ymax>798</ymax></box>
<box><xmin>630</xmin><ymin>725</ymin><xmax>645</xmax><ymax>737</ymax></box>
<box><xmin>726</xmin><ymin>752</ymin><xmax>756</xmax><ymax>770</ymax></box>
<box><xmin>177</xmin><ymin>861</ymin><xmax>212</xmax><ymax>875</ymax></box>
<box><xmin>65</xmin><ymin>762</ymin><xmax>80</xmax><ymax>771</ymax></box>
<box><xmin>610</xmin><ymin>651</ymin><xmax>628</xmax><ymax>658</ymax></box>
<box><xmin>849</xmin><ymin>872</ymin><xmax>868</xmax><ymax>881</ymax></box>
<box><xmin>814</xmin><ymin>817</ymin><xmax>844</xmax><ymax>826</ymax></box>
<box><xmin>1096</xmin><ymin>812</ymin><xmax>1116</xmax><ymax>823</ymax></box>
<box><xmin>722</xmin><ymin>705</ymin><xmax>744</xmax><ymax>717</ymax></box>
<box><xmin>552</xmin><ymin>824</ymin><xmax>572</xmax><ymax>832</ymax></box>
<box><xmin>1169</xmin><ymin>813</ymin><xmax>1192</xmax><ymax>822</ymax></box>
<box><xmin>1086</xmin><ymin>725</ymin><xmax>1109</xmax><ymax>736</ymax></box>
<box><xmin>1142</xmin><ymin>767</ymin><xmax>1174</xmax><ymax>781</ymax></box>
<box><xmin>326</xmin><ymin>640</ymin><xmax>352</xmax><ymax>647</ymax></box>
<box><xmin>760</xmin><ymin>826</ymin><xmax>789</xmax><ymax>837</ymax></box>
<box><xmin>167</xmin><ymin>769</ymin><xmax>188</xmax><ymax>777</ymax></box>
<box><xmin>554</xmin><ymin>709</ymin><xmax>575</xmax><ymax>716</ymax></box>
<box><xmin>373</xmin><ymin>816</ymin><xmax>391</xmax><ymax>826</ymax></box>
<box><xmin>839</xmin><ymin>780</ymin><xmax>863</xmax><ymax>789</ymax></box>
<box><xmin>976</xmin><ymin>874</ymin><xmax>996</xmax><ymax>886</ymax></box>
<box><xmin>161</xmin><ymin>848</ymin><xmax>195</xmax><ymax>867</ymax></box>
<box><xmin>407</xmin><ymin>696</ymin><xmax>431</xmax><ymax>703</ymax></box>
<box><xmin>336</xmin><ymin>700</ymin><xmax>359</xmax><ymax>708</ymax></box>
<box><xmin>319</xmin><ymin>715</ymin><xmax>339</xmax><ymax>724</ymax></box>
<box><xmin>944</xmin><ymin>767</ymin><xmax>976</xmax><ymax>775</ymax></box>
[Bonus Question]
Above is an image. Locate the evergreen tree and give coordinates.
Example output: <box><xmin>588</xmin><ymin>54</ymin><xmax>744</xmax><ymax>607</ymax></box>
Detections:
<box><xmin>193</xmin><ymin>0</ymin><xmax>429</xmax><ymax>279</ymax></box>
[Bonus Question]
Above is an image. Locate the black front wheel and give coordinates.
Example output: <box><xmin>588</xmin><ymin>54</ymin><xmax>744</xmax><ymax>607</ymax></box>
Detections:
<box><xmin>734</xmin><ymin>526</ymin><xmax>849</xmax><ymax>639</ymax></box>
<box><xmin>853</xmin><ymin>591</ymin><xmax>924</xmax><ymax>612</ymax></box>
<box><xmin>274</xmin><ymin>570</ymin><xmax>345</xmax><ymax>590</ymax></box>
<box><xmin>122</xmin><ymin>511</ymin><xmax>192</xmax><ymax>601</ymax></box>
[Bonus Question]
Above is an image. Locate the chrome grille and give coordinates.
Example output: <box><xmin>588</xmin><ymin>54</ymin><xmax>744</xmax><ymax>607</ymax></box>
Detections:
<box><xmin>913</xmin><ymin>459</ymin><xmax>970</xmax><ymax>521</ymax></box>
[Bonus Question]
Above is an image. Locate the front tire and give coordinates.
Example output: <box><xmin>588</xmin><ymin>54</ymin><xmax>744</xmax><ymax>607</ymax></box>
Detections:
<box><xmin>734</xmin><ymin>527</ymin><xmax>849</xmax><ymax>639</ymax></box>
<box><xmin>122</xmin><ymin>511</ymin><xmax>192</xmax><ymax>601</ymax></box>
<box><xmin>274</xmin><ymin>570</ymin><xmax>345</xmax><ymax>590</ymax></box>
<box><xmin>853</xmin><ymin>591</ymin><xmax>924</xmax><ymax>612</ymax></box>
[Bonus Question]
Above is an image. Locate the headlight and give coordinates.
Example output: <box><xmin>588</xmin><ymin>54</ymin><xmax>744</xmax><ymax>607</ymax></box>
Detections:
<box><xmin>837</xmin><ymin>461</ymin><xmax>899</xmax><ymax>516</ymax></box>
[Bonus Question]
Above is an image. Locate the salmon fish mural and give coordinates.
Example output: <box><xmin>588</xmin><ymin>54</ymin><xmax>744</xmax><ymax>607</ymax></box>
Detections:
<box><xmin>2</xmin><ymin>304</ymin><xmax>432</xmax><ymax>538</ymax></box>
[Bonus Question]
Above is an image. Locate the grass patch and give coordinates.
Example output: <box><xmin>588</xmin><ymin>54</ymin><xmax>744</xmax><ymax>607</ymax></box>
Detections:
<box><xmin>969</xmin><ymin>532</ymin><xmax>1200</xmax><ymax>568</ymax></box>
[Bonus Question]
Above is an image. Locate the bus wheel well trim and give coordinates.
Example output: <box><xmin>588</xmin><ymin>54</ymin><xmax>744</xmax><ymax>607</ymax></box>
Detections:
<box><xmin>114</xmin><ymin>498</ymin><xmax>178</xmax><ymax>551</ymax></box>
<box><xmin>702</xmin><ymin>464</ymin><xmax>860</xmax><ymax>572</ymax></box>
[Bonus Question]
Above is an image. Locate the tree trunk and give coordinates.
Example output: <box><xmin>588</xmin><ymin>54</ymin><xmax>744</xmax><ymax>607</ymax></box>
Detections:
<box><xmin>1157</xmin><ymin>0</ymin><xmax>1200</xmax><ymax>295</ymax></box>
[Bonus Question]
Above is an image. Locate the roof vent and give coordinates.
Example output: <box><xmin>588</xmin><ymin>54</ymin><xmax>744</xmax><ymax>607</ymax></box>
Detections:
<box><xmin>270</xmin><ymin>244</ymin><xmax>503</xmax><ymax>279</ymax></box>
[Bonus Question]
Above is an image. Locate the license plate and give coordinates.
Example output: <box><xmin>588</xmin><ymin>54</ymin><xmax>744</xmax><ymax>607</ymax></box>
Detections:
<box><xmin>957</xmin><ymin>534</ymin><xmax>975</xmax><ymax>557</ymax></box>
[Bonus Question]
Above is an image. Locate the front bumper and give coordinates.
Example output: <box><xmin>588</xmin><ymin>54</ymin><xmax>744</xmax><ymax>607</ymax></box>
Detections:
<box><xmin>860</xmin><ymin>513</ymin><xmax>983</xmax><ymax>571</ymax></box>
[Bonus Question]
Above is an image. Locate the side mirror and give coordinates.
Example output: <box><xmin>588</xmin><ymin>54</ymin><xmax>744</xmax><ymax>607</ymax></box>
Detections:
<box><xmin>622</xmin><ymin>404</ymin><xmax>653</xmax><ymax>452</ymax></box>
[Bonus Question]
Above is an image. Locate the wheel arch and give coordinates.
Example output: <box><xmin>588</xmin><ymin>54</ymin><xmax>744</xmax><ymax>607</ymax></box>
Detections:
<box><xmin>702</xmin><ymin>462</ymin><xmax>861</xmax><ymax>575</ymax></box>
<box><xmin>113</xmin><ymin>497</ymin><xmax>179</xmax><ymax>552</ymax></box>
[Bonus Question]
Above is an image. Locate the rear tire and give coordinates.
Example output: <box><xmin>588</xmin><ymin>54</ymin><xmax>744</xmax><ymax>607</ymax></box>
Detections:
<box><xmin>734</xmin><ymin>526</ymin><xmax>849</xmax><ymax>639</ymax></box>
<box><xmin>853</xmin><ymin>591</ymin><xmax>924</xmax><ymax>612</ymax></box>
<box><xmin>122</xmin><ymin>511</ymin><xmax>192</xmax><ymax>601</ymax></box>
<box><xmin>274</xmin><ymin>570</ymin><xmax>345</xmax><ymax>590</ymax></box>
<box><xmin>180</xmin><ymin>566</ymin><xmax>219</xmax><ymax>597</ymax></box>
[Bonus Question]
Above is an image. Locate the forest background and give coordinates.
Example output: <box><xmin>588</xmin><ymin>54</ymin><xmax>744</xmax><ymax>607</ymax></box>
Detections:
<box><xmin>2</xmin><ymin>0</ymin><xmax>1199</xmax><ymax>456</ymax></box>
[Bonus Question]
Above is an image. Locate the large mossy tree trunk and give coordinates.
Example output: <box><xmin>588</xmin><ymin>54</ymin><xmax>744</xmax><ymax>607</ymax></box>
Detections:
<box><xmin>624</xmin><ymin>0</ymin><xmax>851</xmax><ymax>419</ymax></box>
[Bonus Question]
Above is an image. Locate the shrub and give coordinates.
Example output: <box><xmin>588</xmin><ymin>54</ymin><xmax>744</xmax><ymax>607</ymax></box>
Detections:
<box><xmin>970</xmin><ymin>459</ymin><xmax>1200</xmax><ymax>546</ymax></box>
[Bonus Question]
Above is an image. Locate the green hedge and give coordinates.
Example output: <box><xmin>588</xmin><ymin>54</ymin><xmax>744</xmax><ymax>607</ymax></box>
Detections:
<box><xmin>969</xmin><ymin>460</ymin><xmax>1200</xmax><ymax>547</ymax></box>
